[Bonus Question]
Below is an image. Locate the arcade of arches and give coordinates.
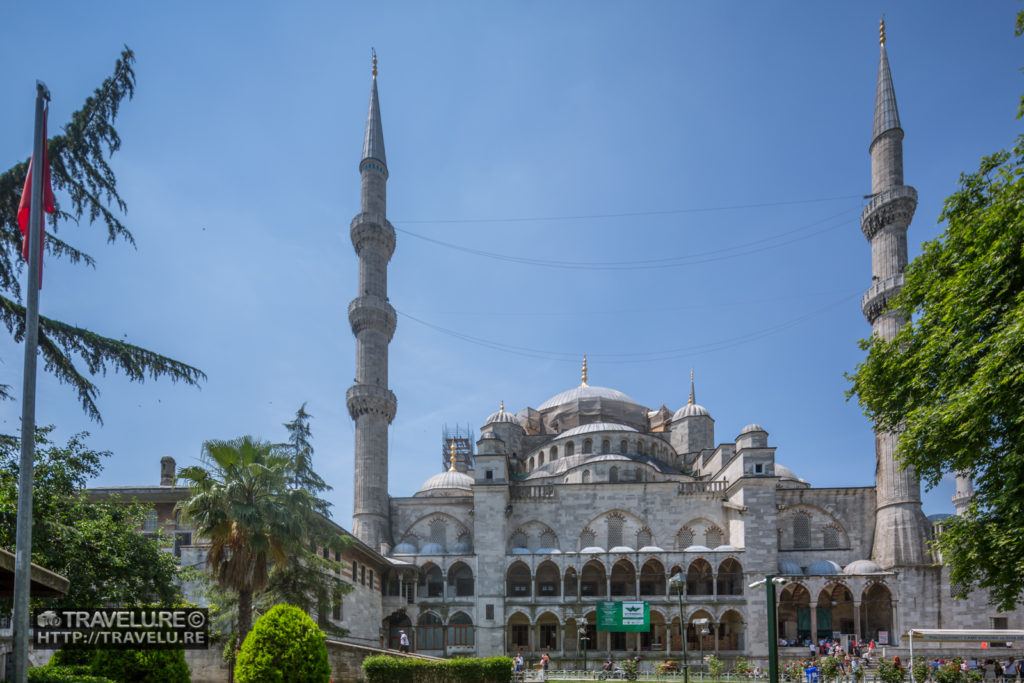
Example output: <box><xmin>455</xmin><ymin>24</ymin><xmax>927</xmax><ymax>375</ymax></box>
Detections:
<box><xmin>777</xmin><ymin>582</ymin><xmax>893</xmax><ymax>645</ymax></box>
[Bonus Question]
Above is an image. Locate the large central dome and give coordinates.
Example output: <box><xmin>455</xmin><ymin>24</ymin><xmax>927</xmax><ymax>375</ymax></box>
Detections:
<box><xmin>538</xmin><ymin>384</ymin><xmax>638</xmax><ymax>411</ymax></box>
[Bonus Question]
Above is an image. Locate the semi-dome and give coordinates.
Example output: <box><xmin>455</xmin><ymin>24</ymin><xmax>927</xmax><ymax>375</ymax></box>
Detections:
<box><xmin>806</xmin><ymin>560</ymin><xmax>843</xmax><ymax>575</ymax></box>
<box><xmin>415</xmin><ymin>469</ymin><xmax>474</xmax><ymax>496</ymax></box>
<box><xmin>844</xmin><ymin>559</ymin><xmax>883</xmax><ymax>575</ymax></box>
<box><xmin>484</xmin><ymin>402</ymin><xmax>521</xmax><ymax>427</ymax></box>
<box><xmin>779</xmin><ymin>560</ymin><xmax>805</xmax><ymax>575</ymax></box>
<box><xmin>559</xmin><ymin>422</ymin><xmax>639</xmax><ymax>438</ymax></box>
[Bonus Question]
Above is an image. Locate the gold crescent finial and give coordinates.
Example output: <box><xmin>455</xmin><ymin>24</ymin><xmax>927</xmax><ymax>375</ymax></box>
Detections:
<box><xmin>581</xmin><ymin>355</ymin><xmax>589</xmax><ymax>386</ymax></box>
<box><xmin>448</xmin><ymin>441</ymin><xmax>457</xmax><ymax>472</ymax></box>
<box><xmin>372</xmin><ymin>48</ymin><xmax>378</xmax><ymax>77</ymax></box>
<box><xmin>500</xmin><ymin>400</ymin><xmax>505</xmax><ymax>412</ymax></box>
<box><xmin>879</xmin><ymin>16</ymin><xmax>886</xmax><ymax>46</ymax></box>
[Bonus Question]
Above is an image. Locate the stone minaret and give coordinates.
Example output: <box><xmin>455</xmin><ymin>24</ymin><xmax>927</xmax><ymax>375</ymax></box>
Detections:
<box><xmin>861</xmin><ymin>20</ymin><xmax>927</xmax><ymax>568</ymax></box>
<box><xmin>347</xmin><ymin>53</ymin><xmax>397</xmax><ymax>551</ymax></box>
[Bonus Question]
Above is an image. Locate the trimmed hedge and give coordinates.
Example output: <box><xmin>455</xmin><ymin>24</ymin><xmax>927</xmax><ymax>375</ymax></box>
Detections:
<box><xmin>90</xmin><ymin>649</ymin><xmax>191</xmax><ymax>683</ymax></box>
<box><xmin>363</xmin><ymin>655</ymin><xmax>513</xmax><ymax>683</ymax></box>
<box><xmin>27</xmin><ymin>666</ymin><xmax>116</xmax><ymax>683</ymax></box>
<box><xmin>234</xmin><ymin>604</ymin><xmax>331</xmax><ymax>683</ymax></box>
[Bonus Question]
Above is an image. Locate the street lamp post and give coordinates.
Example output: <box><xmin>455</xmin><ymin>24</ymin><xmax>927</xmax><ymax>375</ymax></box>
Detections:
<box><xmin>694</xmin><ymin>618</ymin><xmax>710</xmax><ymax>679</ymax></box>
<box><xmin>669</xmin><ymin>573</ymin><xmax>689</xmax><ymax>683</ymax></box>
<box><xmin>750</xmin><ymin>575</ymin><xmax>787</xmax><ymax>683</ymax></box>
<box><xmin>577</xmin><ymin>617</ymin><xmax>590</xmax><ymax>673</ymax></box>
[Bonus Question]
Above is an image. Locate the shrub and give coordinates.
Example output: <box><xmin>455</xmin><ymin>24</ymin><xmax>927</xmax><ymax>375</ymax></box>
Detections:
<box><xmin>363</xmin><ymin>655</ymin><xmax>513</xmax><ymax>683</ymax></box>
<box><xmin>733</xmin><ymin>656</ymin><xmax>753</xmax><ymax>676</ymax></box>
<box><xmin>818</xmin><ymin>656</ymin><xmax>841</xmax><ymax>683</ymax></box>
<box><xmin>657</xmin><ymin>660</ymin><xmax>680</xmax><ymax>674</ymax></box>
<box><xmin>911</xmin><ymin>657</ymin><xmax>931</xmax><ymax>683</ymax></box>
<box><xmin>707</xmin><ymin>655</ymin><xmax>725</xmax><ymax>678</ymax></box>
<box><xmin>27</xmin><ymin>666</ymin><xmax>116</xmax><ymax>683</ymax></box>
<box><xmin>48</xmin><ymin>650</ymin><xmax>93</xmax><ymax>666</ymax></box>
<box><xmin>234</xmin><ymin>604</ymin><xmax>330</xmax><ymax>683</ymax></box>
<box><xmin>90</xmin><ymin>649</ymin><xmax>190</xmax><ymax>683</ymax></box>
<box><xmin>877</xmin><ymin>658</ymin><xmax>906</xmax><ymax>683</ymax></box>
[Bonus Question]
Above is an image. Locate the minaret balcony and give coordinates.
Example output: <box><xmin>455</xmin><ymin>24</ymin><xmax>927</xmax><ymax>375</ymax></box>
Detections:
<box><xmin>861</xmin><ymin>185</ymin><xmax>917</xmax><ymax>241</ymax></box>
<box><xmin>862</xmin><ymin>273</ymin><xmax>905</xmax><ymax>324</ymax></box>
<box><xmin>349</xmin><ymin>295</ymin><xmax>397</xmax><ymax>340</ymax></box>
<box><xmin>350</xmin><ymin>212</ymin><xmax>396</xmax><ymax>258</ymax></box>
<box><xmin>346</xmin><ymin>384</ymin><xmax>397</xmax><ymax>422</ymax></box>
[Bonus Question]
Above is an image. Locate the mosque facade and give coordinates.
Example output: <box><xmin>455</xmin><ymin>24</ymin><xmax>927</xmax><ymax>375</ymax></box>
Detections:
<box><xmin>347</xmin><ymin>28</ymin><xmax>1024</xmax><ymax>662</ymax></box>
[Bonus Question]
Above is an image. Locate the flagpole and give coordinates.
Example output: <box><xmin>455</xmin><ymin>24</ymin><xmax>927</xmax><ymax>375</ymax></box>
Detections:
<box><xmin>12</xmin><ymin>80</ymin><xmax>50</xmax><ymax>683</ymax></box>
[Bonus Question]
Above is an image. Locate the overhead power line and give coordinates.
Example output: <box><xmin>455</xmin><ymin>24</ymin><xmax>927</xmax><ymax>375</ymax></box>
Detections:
<box><xmin>397</xmin><ymin>193</ymin><xmax>864</xmax><ymax>225</ymax></box>
<box><xmin>396</xmin><ymin>205</ymin><xmax>862</xmax><ymax>271</ymax></box>
<box><xmin>395</xmin><ymin>291</ymin><xmax>861</xmax><ymax>364</ymax></box>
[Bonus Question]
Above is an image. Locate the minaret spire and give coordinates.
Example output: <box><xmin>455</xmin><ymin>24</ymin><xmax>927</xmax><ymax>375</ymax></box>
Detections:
<box><xmin>861</xmin><ymin>21</ymin><xmax>927</xmax><ymax>568</ymax></box>
<box><xmin>688</xmin><ymin>369</ymin><xmax>695</xmax><ymax>406</ymax></box>
<box><xmin>348</xmin><ymin>58</ymin><xmax>398</xmax><ymax>552</ymax></box>
<box><xmin>581</xmin><ymin>355</ymin><xmax>588</xmax><ymax>386</ymax></box>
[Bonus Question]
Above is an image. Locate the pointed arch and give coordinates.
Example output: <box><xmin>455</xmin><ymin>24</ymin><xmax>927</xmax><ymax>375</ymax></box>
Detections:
<box><xmin>448</xmin><ymin>561</ymin><xmax>474</xmax><ymax>597</ymax></box>
<box><xmin>686</xmin><ymin>558</ymin><xmax>713</xmax><ymax>595</ymax></box>
<box><xmin>640</xmin><ymin>558</ymin><xmax>666</xmax><ymax>596</ymax></box>
<box><xmin>610</xmin><ymin>559</ymin><xmax>637</xmax><ymax>597</ymax></box>
<box><xmin>717</xmin><ymin>558</ymin><xmax>743</xmax><ymax>595</ymax></box>
<box><xmin>535</xmin><ymin>560</ymin><xmax>561</xmax><ymax>597</ymax></box>
<box><xmin>506</xmin><ymin>561</ymin><xmax>531</xmax><ymax>597</ymax></box>
<box><xmin>580</xmin><ymin>560</ymin><xmax>607</xmax><ymax>598</ymax></box>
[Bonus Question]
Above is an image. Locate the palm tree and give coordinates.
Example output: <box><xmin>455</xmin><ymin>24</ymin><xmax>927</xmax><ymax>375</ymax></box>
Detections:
<box><xmin>176</xmin><ymin>436</ymin><xmax>320</xmax><ymax>643</ymax></box>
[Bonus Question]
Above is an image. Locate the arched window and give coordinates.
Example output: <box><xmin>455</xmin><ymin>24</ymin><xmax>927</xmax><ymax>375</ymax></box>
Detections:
<box><xmin>510</xmin><ymin>530</ymin><xmax>528</xmax><ymax>551</ymax></box>
<box><xmin>602</xmin><ymin>439</ymin><xmax>611</xmax><ymax>454</ymax></box>
<box><xmin>793</xmin><ymin>513</ymin><xmax>811</xmax><ymax>549</ymax></box>
<box><xmin>580</xmin><ymin>528</ymin><xmax>596</xmax><ymax>548</ymax></box>
<box><xmin>609</xmin><ymin>466</ymin><xmax>619</xmax><ymax>483</ymax></box>
<box><xmin>676</xmin><ymin>527</ymin><xmax>694</xmax><ymax>550</ymax></box>
<box><xmin>705</xmin><ymin>526</ymin><xmax>723</xmax><ymax>548</ymax></box>
<box><xmin>429</xmin><ymin>519</ymin><xmax>446</xmax><ymax>549</ymax></box>
<box><xmin>540</xmin><ymin>530</ymin><xmax>558</xmax><ymax>550</ymax></box>
<box><xmin>583</xmin><ymin>439</ymin><xmax>593</xmax><ymax>454</ymax></box>
<box><xmin>417</xmin><ymin>612</ymin><xmax>444</xmax><ymax>650</ymax></box>
<box><xmin>566</xmin><ymin>441</ymin><xmax>575</xmax><ymax>457</ymax></box>
<box><xmin>637</xmin><ymin>528</ymin><xmax>653</xmax><ymax>548</ymax></box>
<box><xmin>607</xmin><ymin>515</ymin><xmax>624</xmax><ymax>548</ymax></box>
<box><xmin>449</xmin><ymin>612</ymin><xmax>474</xmax><ymax>647</ymax></box>
<box><xmin>550</xmin><ymin>445</ymin><xmax>558</xmax><ymax>460</ymax></box>
<box><xmin>637</xmin><ymin>441</ymin><xmax>645</xmax><ymax>455</ymax></box>
<box><xmin>528</xmin><ymin>457</ymin><xmax>535</xmax><ymax>471</ymax></box>
<box><xmin>582</xmin><ymin>470</ymin><xmax>590</xmax><ymax>483</ymax></box>
<box><xmin>538</xmin><ymin>452</ymin><xmax>545</xmax><ymax>466</ymax></box>
<box><xmin>448</xmin><ymin>563</ymin><xmax>474</xmax><ymax>596</ymax></box>
<box><xmin>823</xmin><ymin>525</ymin><xmax>841</xmax><ymax>549</ymax></box>
<box><xmin>620</xmin><ymin>439</ymin><xmax>628</xmax><ymax>453</ymax></box>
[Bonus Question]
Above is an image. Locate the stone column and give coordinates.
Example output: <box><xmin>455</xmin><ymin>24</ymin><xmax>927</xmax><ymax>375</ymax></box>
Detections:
<box><xmin>811</xmin><ymin>608</ymin><xmax>819</xmax><ymax>648</ymax></box>
<box><xmin>853</xmin><ymin>601</ymin><xmax>862</xmax><ymax>641</ymax></box>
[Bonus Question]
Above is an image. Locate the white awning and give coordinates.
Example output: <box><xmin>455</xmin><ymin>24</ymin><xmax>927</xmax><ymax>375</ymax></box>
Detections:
<box><xmin>906</xmin><ymin>629</ymin><xmax>1024</xmax><ymax>642</ymax></box>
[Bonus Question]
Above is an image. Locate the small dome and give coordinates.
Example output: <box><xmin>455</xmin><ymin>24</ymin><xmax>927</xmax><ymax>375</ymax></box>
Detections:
<box><xmin>451</xmin><ymin>541</ymin><xmax>472</xmax><ymax>554</ymax></box>
<box><xmin>774</xmin><ymin>463</ymin><xmax>810</xmax><ymax>487</ymax></box>
<box><xmin>843</xmin><ymin>559</ymin><xmax>883</xmax><ymax>575</ymax></box>
<box><xmin>559</xmin><ymin>422</ymin><xmax>639</xmax><ymax>438</ymax></box>
<box><xmin>485</xmin><ymin>405</ymin><xmax>521</xmax><ymax>427</ymax></box>
<box><xmin>392</xmin><ymin>543</ymin><xmax>418</xmax><ymax>555</ymax></box>
<box><xmin>420</xmin><ymin>542</ymin><xmax>444</xmax><ymax>555</ymax></box>
<box><xmin>778</xmin><ymin>560</ymin><xmax>804</xmax><ymax>575</ymax></box>
<box><xmin>536</xmin><ymin>548</ymin><xmax>561</xmax><ymax>555</ymax></box>
<box><xmin>684</xmin><ymin>545</ymin><xmax>712</xmax><ymax>553</ymax></box>
<box><xmin>673</xmin><ymin>403</ymin><xmax>711</xmax><ymax>420</ymax></box>
<box><xmin>609</xmin><ymin>545</ymin><xmax>634</xmax><ymax>553</ymax></box>
<box><xmin>639</xmin><ymin>545</ymin><xmax>665</xmax><ymax>553</ymax></box>
<box><xmin>511</xmin><ymin>547</ymin><xmax>531</xmax><ymax>555</ymax></box>
<box><xmin>580</xmin><ymin>546</ymin><xmax>606</xmax><ymax>554</ymax></box>
<box><xmin>480</xmin><ymin>430</ymin><xmax>501</xmax><ymax>441</ymax></box>
<box><xmin>416</xmin><ymin>469</ymin><xmax>474</xmax><ymax>496</ymax></box>
<box><xmin>740</xmin><ymin>423</ymin><xmax>766</xmax><ymax>434</ymax></box>
<box><xmin>713</xmin><ymin>545</ymin><xmax>736</xmax><ymax>552</ymax></box>
<box><xmin>806</xmin><ymin>560</ymin><xmax>843</xmax><ymax>575</ymax></box>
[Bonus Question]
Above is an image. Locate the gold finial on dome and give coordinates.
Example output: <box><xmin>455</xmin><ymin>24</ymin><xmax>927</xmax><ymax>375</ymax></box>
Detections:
<box><xmin>581</xmin><ymin>355</ymin><xmax>589</xmax><ymax>386</ymax></box>
<box><xmin>500</xmin><ymin>400</ymin><xmax>505</xmax><ymax>412</ymax></box>
<box><xmin>448</xmin><ymin>441</ymin><xmax>457</xmax><ymax>472</ymax></box>
<box><xmin>372</xmin><ymin>48</ymin><xmax>378</xmax><ymax>77</ymax></box>
<box><xmin>879</xmin><ymin>16</ymin><xmax>886</xmax><ymax>46</ymax></box>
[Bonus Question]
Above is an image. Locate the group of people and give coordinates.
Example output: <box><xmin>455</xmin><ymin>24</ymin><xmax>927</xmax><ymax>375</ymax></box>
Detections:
<box><xmin>512</xmin><ymin>651</ymin><xmax>551</xmax><ymax>680</ymax></box>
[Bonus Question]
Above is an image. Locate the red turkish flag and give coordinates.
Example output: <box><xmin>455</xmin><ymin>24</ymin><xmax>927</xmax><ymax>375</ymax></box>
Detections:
<box><xmin>17</xmin><ymin>105</ymin><xmax>55</xmax><ymax>287</ymax></box>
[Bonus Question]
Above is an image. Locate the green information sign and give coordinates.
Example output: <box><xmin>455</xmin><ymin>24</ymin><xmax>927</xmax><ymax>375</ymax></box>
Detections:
<box><xmin>596</xmin><ymin>601</ymin><xmax>650</xmax><ymax>632</ymax></box>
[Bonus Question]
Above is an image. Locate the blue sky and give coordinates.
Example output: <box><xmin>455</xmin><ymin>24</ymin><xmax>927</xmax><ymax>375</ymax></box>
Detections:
<box><xmin>1</xmin><ymin>2</ymin><xmax>1021</xmax><ymax>529</ymax></box>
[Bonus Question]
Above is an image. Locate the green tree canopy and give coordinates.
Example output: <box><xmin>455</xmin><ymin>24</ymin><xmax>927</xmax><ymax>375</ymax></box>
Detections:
<box><xmin>0</xmin><ymin>48</ymin><xmax>203</xmax><ymax>422</ymax></box>
<box><xmin>0</xmin><ymin>428</ymin><xmax>182</xmax><ymax>607</ymax></box>
<box><xmin>847</xmin><ymin>91</ymin><xmax>1024</xmax><ymax>607</ymax></box>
